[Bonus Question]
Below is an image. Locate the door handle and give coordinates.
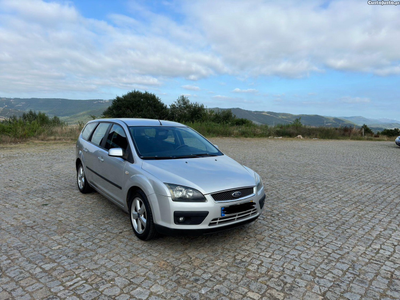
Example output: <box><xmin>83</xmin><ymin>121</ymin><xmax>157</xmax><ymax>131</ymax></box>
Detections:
<box><xmin>83</xmin><ymin>148</ymin><xmax>88</xmax><ymax>152</ymax></box>
<box><xmin>98</xmin><ymin>156</ymin><xmax>104</xmax><ymax>162</ymax></box>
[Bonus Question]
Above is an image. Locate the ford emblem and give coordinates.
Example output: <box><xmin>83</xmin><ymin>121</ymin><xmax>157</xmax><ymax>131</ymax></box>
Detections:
<box><xmin>232</xmin><ymin>191</ymin><xmax>242</xmax><ymax>198</ymax></box>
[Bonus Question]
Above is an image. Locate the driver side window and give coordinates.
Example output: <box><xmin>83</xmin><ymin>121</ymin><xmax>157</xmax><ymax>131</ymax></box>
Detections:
<box><xmin>105</xmin><ymin>124</ymin><xmax>128</xmax><ymax>152</ymax></box>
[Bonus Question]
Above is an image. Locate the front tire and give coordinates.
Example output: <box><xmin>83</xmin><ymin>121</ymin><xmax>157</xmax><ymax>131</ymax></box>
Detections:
<box><xmin>77</xmin><ymin>163</ymin><xmax>92</xmax><ymax>194</ymax></box>
<box><xmin>129</xmin><ymin>191</ymin><xmax>157</xmax><ymax>241</ymax></box>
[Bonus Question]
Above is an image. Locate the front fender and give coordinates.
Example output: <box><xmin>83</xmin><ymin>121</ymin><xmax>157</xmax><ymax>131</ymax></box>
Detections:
<box><xmin>124</xmin><ymin>171</ymin><xmax>169</xmax><ymax>225</ymax></box>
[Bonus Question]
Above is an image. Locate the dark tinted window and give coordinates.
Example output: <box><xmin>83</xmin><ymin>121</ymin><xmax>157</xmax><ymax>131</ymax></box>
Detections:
<box><xmin>90</xmin><ymin>123</ymin><xmax>110</xmax><ymax>147</ymax></box>
<box><xmin>105</xmin><ymin>124</ymin><xmax>128</xmax><ymax>151</ymax></box>
<box><xmin>81</xmin><ymin>122</ymin><xmax>98</xmax><ymax>141</ymax></box>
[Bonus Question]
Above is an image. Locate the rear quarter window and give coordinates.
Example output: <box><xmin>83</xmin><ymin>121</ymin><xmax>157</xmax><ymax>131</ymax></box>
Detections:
<box><xmin>90</xmin><ymin>123</ymin><xmax>110</xmax><ymax>147</ymax></box>
<box><xmin>81</xmin><ymin>122</ymin><xmax>98</xmax><ymax>141</ymax></box>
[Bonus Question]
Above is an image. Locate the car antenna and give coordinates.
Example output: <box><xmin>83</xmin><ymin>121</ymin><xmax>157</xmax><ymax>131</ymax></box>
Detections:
<box><xmin>158</xmin><ymin>119</ymin><xmax>162</xmax><ymax>125</ymax></box>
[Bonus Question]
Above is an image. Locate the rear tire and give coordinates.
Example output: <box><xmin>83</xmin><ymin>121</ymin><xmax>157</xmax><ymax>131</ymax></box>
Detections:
<box><xmin>77</xmin><ymin>163</ymin><xmax>92</xmax><ymax>194</ymax></box>
<box><xmin>129</xmin><ymin>191</ymin><xmax>157</xmax><ymax>241</ymax></box>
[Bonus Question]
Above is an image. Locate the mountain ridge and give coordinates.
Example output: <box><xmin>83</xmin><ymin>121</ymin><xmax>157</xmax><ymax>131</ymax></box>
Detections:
<box><xmin>1</xmin><ymin>97</ymin><xmax>399</xmax><ymax>130</ymax></box>
<box><xmin>0</xmin><ymin>97</ymin><xmax>111</xmax><ymax>122</ymax></box>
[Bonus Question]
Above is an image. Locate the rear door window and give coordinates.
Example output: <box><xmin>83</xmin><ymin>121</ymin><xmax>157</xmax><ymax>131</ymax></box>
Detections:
<box><xmin>90</xmin><ymin>123</ymin><xmax>110</xmax><ymax>147</ymax></box>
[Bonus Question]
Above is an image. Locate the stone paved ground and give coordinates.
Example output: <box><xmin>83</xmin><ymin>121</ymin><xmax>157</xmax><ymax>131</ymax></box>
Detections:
<box><xmin>1</xmin><ymin>139</ymin><xmax>400</xmax><ymax>300</ymax></box>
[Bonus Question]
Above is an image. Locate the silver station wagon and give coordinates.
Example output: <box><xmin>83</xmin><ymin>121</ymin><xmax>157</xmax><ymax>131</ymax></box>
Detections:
<box><xmin>76</xmin><ymin>118</ymin><xmax>265</xmax><ymax>240</ymax></box>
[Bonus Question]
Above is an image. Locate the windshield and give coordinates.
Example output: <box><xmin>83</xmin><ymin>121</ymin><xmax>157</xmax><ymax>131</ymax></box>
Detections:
<box><xmin>129</xmin><ymin>126</ymin><xmax>223</xmax><ymax>159</ymax></box>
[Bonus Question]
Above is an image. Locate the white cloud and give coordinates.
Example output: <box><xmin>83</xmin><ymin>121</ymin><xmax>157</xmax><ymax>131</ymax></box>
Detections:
<box><xmin>186</xmin><ymin>0</ymin><xmax>400</xmax><ymax>77</ymax></box>
<box><xmin>1</xmin><ymin>0</ymin><xmax>79</xmax><ymax>25</ymax></box>
<box><xmin>233</xmin><ymin>88</ymin><xmax>258</xmax><ymax>94</ymax></box>
<box><xmin>1</xmin><ymin>0</ymin><xmax>400</xmax><ymax>98</ymax></box>
<box><xmin>0</xmin><ymin>0</ymin><xmax>225</xmax><ymax>96</ymax></box>
<box><xmin>212</xmin><ymin>95</ymin><xmax>231</xmax><ymax>100</ymax></box>
<box><xmin>374</xmin><ymin>65</ymin><xmax>400</xmax><ymax>76</ymax></box>
<box><xmin>182</xmin><ymin>85</ymin><xmax>200</xmax><ymax>91</ymax></box>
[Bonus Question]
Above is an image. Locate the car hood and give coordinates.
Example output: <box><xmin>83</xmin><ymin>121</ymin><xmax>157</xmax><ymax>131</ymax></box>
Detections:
<box><xmin>141</xmin><ymin>155</ymin><xmax>255</xmax><ymax>194</ymax></box>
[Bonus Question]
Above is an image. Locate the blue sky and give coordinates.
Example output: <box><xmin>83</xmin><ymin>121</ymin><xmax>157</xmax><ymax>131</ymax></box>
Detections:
<box><xmin>1</xmin><ymin>0</ymin><xmax>400</xmax><ymax>121</ymax></box>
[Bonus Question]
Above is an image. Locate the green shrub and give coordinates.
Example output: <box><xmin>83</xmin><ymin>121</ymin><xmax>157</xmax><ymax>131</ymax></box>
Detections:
<box><xmin>381</xmin><ymin>128</ymin><xmax>400</xmax><ymax>137</ymax></box>
<box><xmin>316</xmin><ymin>127</ymin><xmax>340</xmax><ymax>139</ymax></box>
<box><xmin>0</xmin><ymin>110</ymin><xmax>67</xmax><ymax>141</ymax></box>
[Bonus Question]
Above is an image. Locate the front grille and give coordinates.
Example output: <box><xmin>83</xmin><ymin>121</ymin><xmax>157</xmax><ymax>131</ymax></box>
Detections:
<box><xmin>211</xmin><ymin>187</ymin><xmax>254</xmax><ymax>202</ymax></box>
<box><xmin>209</xmin><ymin>203</ymin><xmax>258</xmax><ymax>226</ymax></box>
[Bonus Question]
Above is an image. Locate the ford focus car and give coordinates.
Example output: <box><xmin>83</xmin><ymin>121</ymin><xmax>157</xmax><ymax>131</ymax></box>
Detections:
<box><xmin>76</xmin><ymin>118</ymin><xmax>265</xmax><ymax>240</ymax></box>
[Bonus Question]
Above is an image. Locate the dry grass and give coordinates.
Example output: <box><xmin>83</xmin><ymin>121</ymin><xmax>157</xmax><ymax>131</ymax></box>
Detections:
<box><xmin>0</xmin><ymin>122</ymin><xmax>392</xmax><ymax>145</ymax></box>
<box><xmin>0</xmin><ymin>124</ymin><xmax>83</xmax><ymax>145</ymax></box>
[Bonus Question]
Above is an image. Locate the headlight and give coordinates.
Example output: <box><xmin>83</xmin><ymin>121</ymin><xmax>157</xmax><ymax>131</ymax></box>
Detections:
<box><xmin>165</xmin><ymin>184</ymin><xmax>206</xmax><ymax>202</ymax></box>
<box><xmin>255</xmin><ymin>173</ymin><xmax>263</xmax><ymax>193</ymax></box>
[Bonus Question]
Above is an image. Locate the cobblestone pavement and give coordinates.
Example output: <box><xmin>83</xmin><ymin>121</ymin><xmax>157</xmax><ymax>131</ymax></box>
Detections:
<box><xmin>1</xmin><ymin>139</ymin><xmax>400</xmax><ymax>300</ymax></box>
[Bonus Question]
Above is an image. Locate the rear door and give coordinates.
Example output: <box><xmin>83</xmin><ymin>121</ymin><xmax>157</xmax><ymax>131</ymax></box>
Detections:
<box><xmin>84</xmin><ymin>122</ymin><xmax>111</xmax><ymax>188</ymax></box>
<box><xmin>78</xmin><ymin>121</ymin><xmax>98</xmax><ymax>183</ymax></box>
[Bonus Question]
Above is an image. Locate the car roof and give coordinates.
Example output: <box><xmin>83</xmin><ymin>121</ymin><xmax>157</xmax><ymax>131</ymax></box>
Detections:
<box><xmin>90</xmin><ymin>118</ymin><xmax>186</xmax><ymax>127</ymax></box>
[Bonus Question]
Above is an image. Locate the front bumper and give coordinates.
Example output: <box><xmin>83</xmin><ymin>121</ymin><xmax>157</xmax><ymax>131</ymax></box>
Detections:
<box><xmin>149</xmin><ymin>187</ymin><xmax>266</xmax><ymax>234</ymax></box>
<box><xmin>155</xmin><ymin>215</ymin><xmax>259</xmax><ymax>236</ymax></box>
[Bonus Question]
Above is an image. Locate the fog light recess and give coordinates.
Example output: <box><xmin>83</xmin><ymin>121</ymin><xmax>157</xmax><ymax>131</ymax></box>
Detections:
<box><xmin>174</xmin><ymin>211</ymin><xmax>209</xmax><ymax>225</ymax></box>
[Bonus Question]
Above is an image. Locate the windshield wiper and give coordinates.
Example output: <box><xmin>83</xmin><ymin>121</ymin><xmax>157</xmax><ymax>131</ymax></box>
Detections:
<box><xmin>140</xmin><ymin>153</ymin><xmax>220</xmax><ymax>160</ymax></box>
<box><xmin>175</xmin><ymin>153</ymin><xmax>219</xmax><ymax>159</ymax></box>
<box><xmin>140</xmin><ymin>156</ymin><xmax>176</xmax><ymax>160</ymax></box>
<box><xmin>194</xmin><ymin>153</ymin><xmax>219</xmax><ymax>157</ymax></box>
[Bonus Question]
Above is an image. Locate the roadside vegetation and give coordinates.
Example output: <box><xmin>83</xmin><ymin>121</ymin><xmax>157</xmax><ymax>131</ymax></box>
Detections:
<box><xmin>1</xmin><ymin>91</ymin><xmax>397</xmax><ymax>143</ymax></box>
<box><xmin>0</xmin><ymin>110</ymin><xmax>83</xmax><ymax>143</ymax></box>
<box><xmin>188</xmin><ymin>119</ymin><xmax>384</xmax><ymax>140</ymax></box>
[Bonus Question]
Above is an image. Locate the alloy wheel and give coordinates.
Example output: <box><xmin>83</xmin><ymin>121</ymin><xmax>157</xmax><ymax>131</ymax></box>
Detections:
<box><xmin>77</xmin><ymin>165</ymin><xmax>85</xmax><ymax>190</ymax></box>
<box><xmin>131</xmin><ymin>197</ymin><xmax>147</xmax><ymax>234</ymax></box>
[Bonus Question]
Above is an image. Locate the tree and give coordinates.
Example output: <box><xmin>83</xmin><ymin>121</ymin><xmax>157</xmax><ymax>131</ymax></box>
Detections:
<box><xmin>381</xmin><ymin>128</ymin><xmax>400</xmax><ymax>137</ymax></box>
<box><xmin>169</xmin><ymin>95</ymin><xmax>207</xmax><ymax>123</ymax></box>
<box><xmin>360</xmin><ymin>124</ymin><xmax>373</xmax><ymax>136</ymax></box>
<box><xmin>208</xmin><ymin>109</ymin><xmax>237</xmax><ymax>124</ymax></box>
<box><xmin>103</xmin><ymin>90</ymin><xmax>169</xmax><ymax>119</ymax></box>
<box><xmin>292</xmin><ymin>117</ymin><xmax>303</xmax><ymax>128</ymax></box>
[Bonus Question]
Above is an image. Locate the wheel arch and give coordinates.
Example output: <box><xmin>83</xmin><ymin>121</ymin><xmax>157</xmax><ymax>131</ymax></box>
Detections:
<box><xmin>126</xmin><ymin>186</ymin><xmax>144</xmax><ymax>210</ymax></box>
<box><xmin>124</xmin><ymin>173</ymin><xmax>161</xmax><ymax>211</ymax></box>
<box><xmin>127</xmin><ymin>185</ymin><xmax>158</xmax><ymax>240</ymax></box>
<box><xmin>126</xmin><ymin>183</ymin><xmax>163</xmax><ymax>220</ymax></box>
<box><xmin>76</xmin><ymin>158</ymin><xmax>83</xmax><ymax>171</ymax></box>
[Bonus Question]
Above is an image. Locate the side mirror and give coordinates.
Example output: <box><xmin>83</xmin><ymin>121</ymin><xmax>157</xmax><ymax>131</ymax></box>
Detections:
<box><xmin>214</xmin><ymin>144</ymin><xmax>219</xmax><ymax>149</ymax></box>
<box><xmin>109</xmin><ymin>148</ymin><xmax>124</xmax><ymax>157</ymax></box>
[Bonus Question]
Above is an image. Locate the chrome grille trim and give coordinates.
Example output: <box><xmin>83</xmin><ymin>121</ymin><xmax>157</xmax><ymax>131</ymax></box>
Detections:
<box><xmin>209</xmin><ymin>208</ymin><xmax>258</xmax><ymax>226</ymax></box>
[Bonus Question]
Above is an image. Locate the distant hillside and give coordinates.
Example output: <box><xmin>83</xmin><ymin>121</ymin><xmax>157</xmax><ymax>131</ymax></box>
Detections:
<box><xmin>341</xmin><ymin>116</ymin><xmax>400</xmax><ymax>131</ymax></box>
<box><xmin>0</xmin><ymin>98</ymin><xmax>111</xmax><ymax>124</ymax></box>
<box><xmin>214</xmin><ymin>108</ymin><xmax>356</xmax><ymax>128</ymax></box>
<box><xmin>1</xmin><ymin>97</ymin><xmax>399</xmax><ymax>130</ymax></box>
